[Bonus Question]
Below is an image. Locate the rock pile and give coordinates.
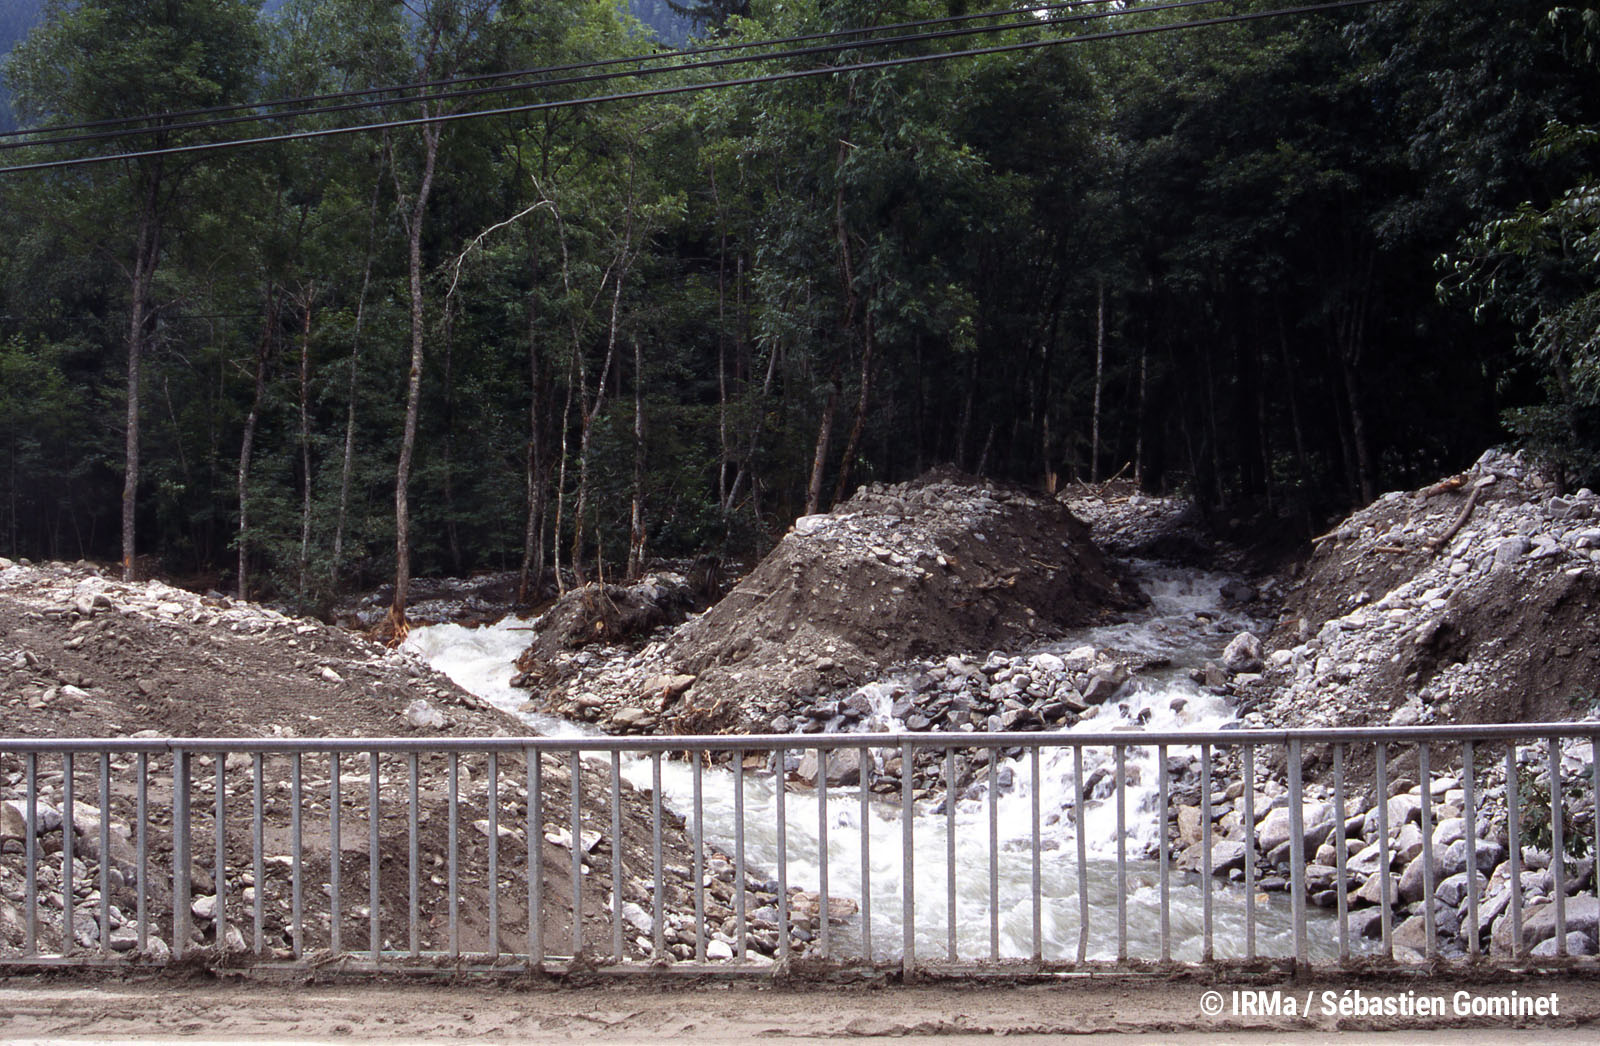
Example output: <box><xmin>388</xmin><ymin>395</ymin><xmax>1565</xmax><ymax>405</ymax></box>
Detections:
<box><xmin>1248</xmin><ymin>449</ymin><xmax>1600</xmax><ymax>730</ymax></box>
<box><xmin>0</xmin><ymin>557</ymin><xmax>727</xmax><ymax>968</ymax></box>
<box><xmin>1059</xmin><ymin>481</ymin><xmax>1212</xmax><ymax>561</ymax></box>
<box><xmin>517</xmin><ymin>470</ymin><xmax>1142</xmax><ymax>735</ymax></box>
<box><xmin>1168</xmin><ymin>736</ymin><xmax>1600</xmax><ymax>961</ymax></box>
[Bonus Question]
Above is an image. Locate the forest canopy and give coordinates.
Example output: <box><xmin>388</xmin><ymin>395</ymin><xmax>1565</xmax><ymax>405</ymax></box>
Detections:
<box><xmin>0</xmin><ymin>0</ymin><xmax>1595</xmax><ymax>615</ymax></box>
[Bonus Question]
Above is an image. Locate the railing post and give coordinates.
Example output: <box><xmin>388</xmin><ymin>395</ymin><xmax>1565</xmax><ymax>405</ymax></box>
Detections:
<box><xmin>172</xmin><ymin>747</ymin><xmax>190</xmax><ymax>960</ymax></box>
<box><xmin>1287</xmin><ymin>739</ymin><xmax>1306</xmax><ymax>968</ymax></box>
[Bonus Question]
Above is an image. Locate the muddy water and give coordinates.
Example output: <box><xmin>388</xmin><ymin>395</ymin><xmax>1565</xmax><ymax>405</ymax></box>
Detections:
<box><xmin>406</xmin><ymin>563</ymin><xmax>1356</xmax><ymax>963</ymax></box>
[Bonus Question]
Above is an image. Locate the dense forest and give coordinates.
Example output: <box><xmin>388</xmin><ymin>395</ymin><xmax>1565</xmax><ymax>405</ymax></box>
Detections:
<box><xmin>0</xmin><ymin>0</ymin><xmax>1595</xmax><ymax>625</ymax></box>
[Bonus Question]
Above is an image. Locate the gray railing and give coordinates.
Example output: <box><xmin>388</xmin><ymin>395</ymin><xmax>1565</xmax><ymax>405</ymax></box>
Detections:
<box><xmin>2</xmin><ymin>724</ymin><xmax>1598</xmax><ymax>975</ymax></box>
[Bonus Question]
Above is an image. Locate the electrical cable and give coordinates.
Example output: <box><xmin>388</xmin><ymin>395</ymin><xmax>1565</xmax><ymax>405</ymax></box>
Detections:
<box><xmin>0</xmin><ymin>0</ymin><xmax>1185</xmax><ymax>154</ymax></box>
<box><xmin>0</xmin><ymin>0</ymin><xmax>1123</xmax><ymax>143</ymax></box>
<box><xmin>0</xmin><ymin>0</ymin><xmax>1396</xmax><ymax>177</ymax></box>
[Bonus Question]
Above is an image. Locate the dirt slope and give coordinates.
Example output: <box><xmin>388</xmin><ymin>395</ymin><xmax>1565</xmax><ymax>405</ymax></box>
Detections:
<box><xmin>0</xmin><ymin>558</ymin><xmax>705</xmax><ymax>964</ymax></box>
<box><xmin>1249</xmin><ymin>450</ymin><xmax>1600</xmax><ymax>729</ymax></box>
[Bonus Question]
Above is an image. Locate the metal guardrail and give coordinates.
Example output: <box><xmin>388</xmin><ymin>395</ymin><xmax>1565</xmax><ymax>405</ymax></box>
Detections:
<box><xmin>2</xmin><ymin>724</ymin><xmax>1598</xmax><ymax>975</ymax></box>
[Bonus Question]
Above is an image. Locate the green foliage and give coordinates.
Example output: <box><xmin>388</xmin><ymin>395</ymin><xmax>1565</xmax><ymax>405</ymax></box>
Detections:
<box><xmin>0</xmin><ymin>0</ymin><xmax>1596</xmax><ymax>589</ymax></box>
<box><xmin>1517</xmin><ymin>761</ymin><xmax>1592</xmax><ymax>861</ymax></box>
<box><xmin>1442</xmin><ymin>5</ymin><xmax>1600</xmax><ymax>485</ymax></box>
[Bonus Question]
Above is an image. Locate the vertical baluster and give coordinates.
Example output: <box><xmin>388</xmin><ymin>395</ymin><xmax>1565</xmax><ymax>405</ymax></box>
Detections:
<box><xmin>24</xmin><ymin>752</ymin><xmax>37</xmax><ymax>956</ymax></box>
<box><xmin>1550</xmin><ymin>737</ymin><xmax>1567</xmax><ymax>956</ymax></box>
<box><xmin>1200</xmin><ymin>744</ymin><xmax>1213</xmax><ymax>964</ymax></box>
<box><xmin>213</xmin><ymin>752</ymin><xmax>226</xmax><ymax>956</ymax></box>
<box><xmin>1462</xmin><ymin>742</ymin><xmax>1479</xmax><ymax>960</ymax></box>
<box><xmin>1333</xmin><ymin>744</ymin><xmax>1349</xmax><ymax>963</ymax></box>
<box><xmin>777</xmin><ymin>745</ymin><xmax>790</xmax><ymax>963</ymax></box>
<box><xmin>858</xmin><ymin>746</ymin><xmax>871</xmax><ymax>964</ymax></box>
<box><xmin>945</xmin><ymin>748</ymin><xmax>957</xmax><ymax>963</ymax></box>
<box><xmin>529</xmin><ymin>749</ymin><xmax>544</xmax><ymax>967</ymax></box>
<box><xmin>137</xmin><ymin>752</ymin><xmax>148</xmax><ymax>955</ymax></box>
<box><xmin>369</xmin><ymin>750</ymin><xmax>381</xmax><ymax>961</ymax></box>
<box><xmin>900</xmin><ymin>741</ymin><xmax>913</xmax><ymax>977</ymax></box>
<box><xmin>734</xmin><ymin>751</ymin><xmax>746</xmax><ymax>961</ymax></box>
<box><xmin>694</xmin><ymin>751</ymin><xmax>706</xmax><ymax>963</ymax></box>
<box><xmin>489</xmin><ymin>750</ymin><xmax>500</xmax><ymax>962</ymax></box>
<box><xmin>252</xmin><ymin>753</ymin><xmax>263</xmax><ymax>955</ymax></box>
<box><xmin>291</xmin><ymin>751</ymin><xmax>302</xmax><ymax>959</ymax></box>
<box><xmin>816</xmin><ymin>748</ymin><xmax>828</xmax><ymax>962</ymax></box>
<box><xmin>1030</xmin><ymin>745</ymin><xmax>1042</xmax><ymax>967</ymax></box>
<box><xmin>988</xmin><ymin>752</ymin><xmax>999</xmax><ymax>963</ymax></box>
<box><xmin>1376</xmin><ymin>743</ymin><xmax>1392</xmax><ymax>959</ymax></box>
<box><xmin>99</xmin><ymin>752</ymin><xmax>112</xmax><ymax>956</ymax></box>
<box><xmin>612</xmin><ymin>751</ymin><xmax>625</xmax><ymax>964</ymax></box>
<box><xmin>1157</xmin><ymin>743</ymin><xmax>1170</xmax><ymax>964</ymax></box>
<box><xmin>1288</xmin><ymin>739</ymin><xmax>1306</xmax><ymax>967</ymax></box>
<box><xmin>329</xmin><ymin>751</ymin><xmax>339</xmax><ymax>957</ymax></box>
<box><xmin>171</xmin><ymin>750</ymin><xmax>188</xmax><ymax>960</ymax></box>
<box><xmin>1243</xmin><ymin>745</ymin><xmax>1256</xmax><ymax>960</ymax></box>
<box><xmin>1507</xmin><ymin>743</ymin><xmax>1523</xmax><ymax>957</ymax></box>
<box><xmin>1419</xmin><ymin>743</ymin><xmax>1436</xmax><ymax>961</ymax></box>
<box><xmin>1115</xmin><ymin>744</ymin><xmax>1127</xmax><ymax>965</ymax></box>
<box><xmin>570</xmin><ymin>750</ymin><xmax>583</xmax><ymax>961</ymax></box>
<box><xmin>1074</xmin><ymin>746</ymin><xmax>1088</xmax><ymax>965</ymax></box>
<box><xmin>448</xmin><ymin>752</ymin><xmax>459</xmax><ymax>959</ymax></box>
<box><xmin>651</xmin><ymin>753</ymin><xmax>664</xmax><ymax>960</ymax></box>
<box><xmin>407</xmin><ymin>752</ymin><xmax>419</xmax><ymax>959</ymax></box>
<box><xmin>63</xmin><ymin>751</ymin><xmax>75</xmax><ymax>956</ymax></box>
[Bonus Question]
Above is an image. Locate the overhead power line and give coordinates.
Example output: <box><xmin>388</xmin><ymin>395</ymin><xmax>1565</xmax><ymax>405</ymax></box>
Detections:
<box><xmin>1</xmin><ymin>0</ymin><xmax>1216</xmax><ymax>155</ymax></box>
<box><xmin>0</xmin><ymin>0</ymin><xmax>1394</xmax><ymax>178</ymax></box>
<box><xmin>0</xmin><ymin>0</ymin><xmax>1122</xmax><ymax>144</ymax></box>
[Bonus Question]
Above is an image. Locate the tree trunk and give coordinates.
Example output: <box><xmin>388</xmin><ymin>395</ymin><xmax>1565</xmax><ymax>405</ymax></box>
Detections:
<box><xmin>122</xmin><ymin>186</ymin><xmax>163</xmax><ymax>582</ymax></box>
<box><xmin>1342</xmin><ymin>354</ymin><xmax>1376</xmax><ymax>505</ymax></box>
<box><xmin>570</xmin><ymin>252</ymin><xmax>626</xmax><ymax>583</ymax></box>
<box><xmin>724</xmin><ymin>335</ymin><xmax>778</xmax><ymax>513</ymax></box>
<box><xmin>332</xmin><ymin>209</ymin><xmax>377</xmax><ymax>593</ymax></box>
<box><xmin>236</xmin><ymin>291</ymin><xmax>279</xmax><ymax>601</ymax></box>
<box><xmin>805</xmin><ymin>368</ymin><xmax>842</xmax><ymax>516</ymax></box>
<box><xmin>1133</xmin><ymin>342</ymin><xmax>1148</xmax><ymax>486</ymax></box>
<box><xmin>297</xmin><ymin>287</ymin><xmax>315</xmax><ymax>603</ymax></box>
<box><xmin>627</xmin><ymin>334</ymin><xmax>646</xmax><ymax>579</ymax></box>
<box><xmin>387</xmin><ymin>121</ymin><xmax>442</xmax><ymax>638</ymax></box>
<box><xmin>1091</xmin><ymin>280</ymin><xmax>1106</xmax><ymax>483</ymax></box>
<box><xmin>831</xmin><ymin>315</ymin><xmax>874</xmax><ymax>504</ymax></box>
<box><xmin>518</xmin><ymin>268</ymin><xmax>546</xmax><ymax>605</ymax></box>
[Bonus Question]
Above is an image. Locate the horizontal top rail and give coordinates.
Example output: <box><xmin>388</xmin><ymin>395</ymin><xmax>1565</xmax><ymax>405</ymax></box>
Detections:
<box><xmin>2</xmin><ymin>722</ymin><xmax>1598</xmax><ymax>754</ymax></box>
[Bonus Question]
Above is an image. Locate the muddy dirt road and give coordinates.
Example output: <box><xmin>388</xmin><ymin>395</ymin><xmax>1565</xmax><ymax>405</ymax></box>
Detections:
<box><xmin>3</xmin><ymin>974</ymin><xmax>1600</xmax><ymax>1043</ymax></box>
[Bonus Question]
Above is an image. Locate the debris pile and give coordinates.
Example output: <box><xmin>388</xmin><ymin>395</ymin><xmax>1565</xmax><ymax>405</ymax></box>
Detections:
<box><xmin>1248</xmin><ymin>449</ymin><xmax>1600</xmax><ymax>730</ymax></box>
<box><xmin>516</xmin><ymin>470</ymin><xmax>1143</xmax><ymax>735</ymax></box>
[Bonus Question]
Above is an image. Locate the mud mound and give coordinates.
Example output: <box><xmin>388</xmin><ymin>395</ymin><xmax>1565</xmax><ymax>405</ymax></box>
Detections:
<box><xmin>525</xmin><ymin>575</ymin><xmax>696</xmax><ymax>657</ymax></box>
<box><xmin>1248</xmin><ymin>449</ymin><xmax>1600</xmax><ymax>729</ymax></box>
<box><xmin>0</xmin><ymin>557</ymin><xmax>712</xmax><ymax>966</ymax></box>
<box><xmin>649</xmin><ymin>471</ymin><xmax>1141</xmax><ymax>732</ymax></box>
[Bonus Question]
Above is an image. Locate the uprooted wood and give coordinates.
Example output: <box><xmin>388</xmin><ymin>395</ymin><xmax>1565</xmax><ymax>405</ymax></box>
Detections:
<box><xmin>1427</xmin><ymin>480</ymin><xmax>1485</xmax><ymax>555</ymax></box>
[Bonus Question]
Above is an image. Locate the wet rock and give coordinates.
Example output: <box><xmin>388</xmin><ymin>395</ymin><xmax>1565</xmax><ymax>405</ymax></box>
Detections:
<box><xmin>1082</xmin><ymin>665</ymin><xmax>1130</xmax><ymax>704</ymax></box>
<box><xmin>1211</xmin><ymin>841</ymin><xmax>1247</xmax><ymax>874</ymax></box>
<box><xmin>794</xmin><ymin>748</ymin><xmax>863</xmax><ymax>788</ymax></box>
<box><xmin>1256</xmin><ymin>802</ymin><xmax>1334</xmax><ymax>855</ymax></box>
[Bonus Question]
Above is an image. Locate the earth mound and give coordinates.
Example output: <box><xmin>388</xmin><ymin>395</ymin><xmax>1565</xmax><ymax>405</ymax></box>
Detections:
<box><xmin>647</xmin><ymin>470</ymin><xmax>1142</xmax><ymax>732</ymax></box>
<box><xmin>511</xmin><ymin>573</ymin><xmax>699</xmax><ymax>693</ymax></box>
<box><xmin>1248</xmin><ymin>449</ymin><xmax>1600</xmax><ymax>729</ymax></box>
<box><xmin>0</xmin><ymin>557</ymin><xmax>711</xmax><ymax>965</ymax></box>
